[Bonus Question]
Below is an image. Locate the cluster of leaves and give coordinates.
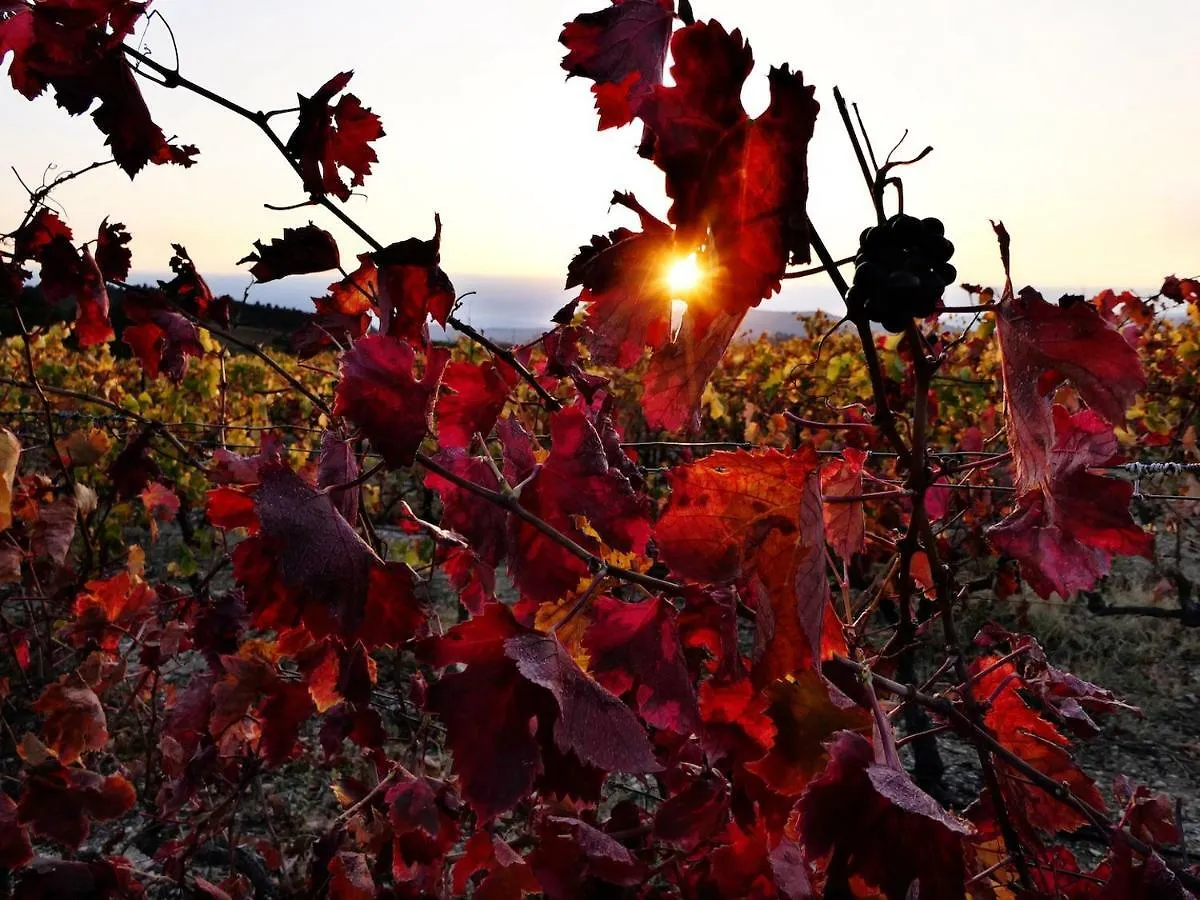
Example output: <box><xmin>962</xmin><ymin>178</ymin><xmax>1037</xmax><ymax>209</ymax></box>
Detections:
<box><xmin>1</xmin><ymin>0</ymin><xmax>1199</xmax><ymax>898</ymax></box>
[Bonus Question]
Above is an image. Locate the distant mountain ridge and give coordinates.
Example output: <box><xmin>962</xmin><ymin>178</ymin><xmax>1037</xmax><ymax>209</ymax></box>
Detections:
<box><xmin>8</xmin><ymin>270</ymin><xmax>1166</xmax><ymax>349</ymax></box>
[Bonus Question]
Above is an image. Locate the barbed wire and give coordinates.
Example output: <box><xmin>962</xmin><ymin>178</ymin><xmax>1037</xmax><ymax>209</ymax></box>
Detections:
<box><xmin>2</xmin><ymin>408</ymin><xmax>1197</xmax><ymax>501</ymax></box>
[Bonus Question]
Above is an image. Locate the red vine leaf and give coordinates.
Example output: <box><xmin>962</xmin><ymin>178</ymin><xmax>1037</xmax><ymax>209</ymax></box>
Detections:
<box><xmin>746</xmin><ymin>671</ymin><xmax>870</xmax><ymax>797</ymax></box>
<box><xmin>988</xmin><ymin>407</ymin><xmax>1153</xmax><ymax>599</ymax></box>
<box><xmin>996</xmin><ymin>285</ymin><xmax>1145</xmax><ymax>493</ymax></box>
<box><xmin>210</xmin><ymin>651</ymin><xmax>315</xmax><ymax>765</ymax></box>
<box><xmin>33</xmin><ymin>681</ymin><xmax>108</xmax><ymax>765</ymax></box>
<box><xmin>37</xmin><ymin>234</ymin><xmax>114</xmax><ymax>347</ymax></box>
<box><xmin>0</xmin><ymin>2</ymin><xmax>197</xmax><ymax>175</ymax></box>
<box><xmin>371</xmin><ymin>218</ymin><xmax>456</xmax><ymax>343</ymax></box>
<box><xmin>969</xmin><ymin>655</ymin><xmax>1107</xmax><ymax>834</ymax></box>
<box><xmin>436</xmin><ymin>359</ymin><xmax>517</xmax><ymax>450</ymax></box>
<box><xmin>207</xmin><ymin>462</ymin><xmax>427</xmax><ymax>648</ymax></box>
<box><xmin>0</xmin><ymin>793</ymin><xmax>32</xmax><ymax>870</ymax></box>
<box><xmin>239</xmin><ymin>224</ymin><xmax>340</xmax><ymax>283</ymax></box>
<box><xmin>121</xmin><ymin>287</ymin><xmax>203</xmax><ymax>382</ymax></box>
<box><xmin>505</xmin><ymin>409</ymin><xmax>651</xmax><ymax>605</ymax></box>
<box><xmin>387</xmin><ymin>777</ymin><xmax>460</xmax><ymax>887</ymax></box>
<box><xmin>560</xmin><ymin>0</ymin><xmax>675</xmax><ymax>131</ymax></box>
<box><xmin>422</xmin><ymin>605</ymin><xmax>546</xmax><ymax>820</ymax></box>
<box><xmin>1099</xmin><ymin>840</ymin><xmax>1193</xmax><ymax>899</ymax></box>
<box><xmin>821</xmin><ymin>447</ymin><xmax>868</xmax><ymax>562</ymax></box>
<box><xmin>566</xmin><ymin>197</ymin><xmax>675</xmax><ymax>368</ymax></box>
<box><xmin>292</xmin><ymin>255</ymin><xmax>377</xmax><ymax>357</ymax></box>
<box><xmin>95</xmin><ymin>217</ymin><xmax>131</xmax><ymax>281</ymax></box>
<box><xmin>698</xmin><ymin>677</ymin><xmax>774</xmax><ymax>769</ymax></box>
<box><xmin>328</xmin><ymin>852</ymin><xmax>375</xmax><ymax>900</ymax></box>
<box><xmin>582</xmin><ymin>594</ymin><xmax>699</xmax><ymax>734</ymax></box>
<box><xmin>653</xmin><ymin>775</ymin><xmax>730</xmax><ymax>851</ymax></box>
<box><xmin>504</xmin><ymin>633</ymin><xmax>660</xmax><ymax>775</ymax></box>
<box><xmin>8</xmin><ymin>856</ymin><xmax>145</xmax><ymax>899</ymax></box>
<box><xmin>13</xmin><ymin>207</ymin><xmax>71</xmax><ymax>260</ymax></box>
<box><xmin>286</xmin><ymin>71</ymin><xmax>384</xmax><ymax>202</ymax></box>
<box><xmin>656</xmin><ymin>447</ymin><xmax>830</xmax><ymax>684</ymax></box>
<box><xmin>317</xmin><ymin>429</ymin><xmax>360</xmax><ymax>525</ymax></box>
<box><xmin>424</xmin><ymin>450</ymin><xmax>508</xmax><ymax>569</ymax></box>
<box><xmin>1113</xmin><ymin>776</ymin><xmax>1183</xmax><ymax>848</ymax></box>
<box><xmin>641</xmin><ymin>307</ymin><xmax>744</xmax><ymax>432</ymax></box>
<box><xmin>161</xmin><ymin>245</ymin><xmax>229</xmax><ymax>326</ymax></box>
<box><xmin>18</xmin><ymin>760</ymin><xmax>136</xmax><ymax>849</ymax></box>
<box><xmin>530</xmin><ymin>814</ymin><xmax>646</xmax><ymax>896</ymax></box>
<box><xmin>452</xmin><ymin>831</ymin><xmax>538</xmax><ymax>900</ymax></box>
<box><xmin>333</xmin><ymin>336</ymin><xmax>450</xmax><ymax>469</ymax></box>
<box><xmin>798</xmin><ymin>731</ymin><xmax>971</xmax><ymax>900</ymax></box>
<box><xmin>639</xmin><ymin>21</ymin><xmax>818</xmax><ymax>284</ymax></box>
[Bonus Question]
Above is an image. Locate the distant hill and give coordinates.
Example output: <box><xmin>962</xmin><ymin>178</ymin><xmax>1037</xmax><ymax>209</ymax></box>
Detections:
<box><xmin>0</xmin><ymin>284</ymin><xmax>310</xmax><ymax>352</ymax></box>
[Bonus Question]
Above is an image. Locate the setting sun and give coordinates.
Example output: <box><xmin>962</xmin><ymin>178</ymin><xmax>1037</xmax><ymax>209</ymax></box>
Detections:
<box><xmin>666</xmin><ymin>253</ymin><xmax>703</xmax><ymax>298</ymax></box>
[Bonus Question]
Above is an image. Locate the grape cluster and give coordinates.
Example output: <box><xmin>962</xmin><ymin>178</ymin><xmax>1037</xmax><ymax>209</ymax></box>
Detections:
<box><xmin>848</xmin><ymin>214</ymin><xmax>956</xmax><ymax>333</ymax></box>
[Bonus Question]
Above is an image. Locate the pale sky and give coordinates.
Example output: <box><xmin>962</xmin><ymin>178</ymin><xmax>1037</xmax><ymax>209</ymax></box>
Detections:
<box><xmin>2</xmin><ymin>1</ymin><xmax>1197</xmax><ymax>310</ymax></box>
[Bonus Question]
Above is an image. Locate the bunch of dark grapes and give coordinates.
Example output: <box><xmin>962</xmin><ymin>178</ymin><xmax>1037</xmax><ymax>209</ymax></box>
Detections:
<box><xmin>848</xmin><ymin>214</ymin><xmax>956</xmax><ymax>333</ymax></box>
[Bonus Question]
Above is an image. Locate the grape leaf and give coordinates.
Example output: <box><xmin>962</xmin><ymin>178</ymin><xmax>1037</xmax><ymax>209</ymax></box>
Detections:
<box><xmin>529</xmin><ymin>814</ymin><xmax>646</xmax><ymax>897</ymax></box>
<box><xmin>239</xmin><ymin>224</ymin><xmax>340</xmax><ymax>283</ymax></box>
<box><xmin>0</xmin><ymin>428</ymin><xmax>20</xmax><ymax>532</ymax></box>
<box><xmin>452</xmin><ymin>831</ymin><xmax>537</xmax><ymax>900</ymax></box>
<box><xmin>504</xmin><ymin>409</ymin><xmax>651</xmax><ymax>605</ymax></box>
<box><xmin>12</xmin><ymin>207</ymin><xmax>70</xmax><ymax>260</ymax></box>
<box><xmin>560</xmin><ymin>0</ymin><xmax>675</xmax><ymax>131</ymax></box>
<box><xmin>18</xmin><ymin>760</ymin><xmax>136</xmax><ymax>849</ymax></box>
<box><xmin>798</xmin><ymin>731</ymin><xmax>971</xmax><ymax>900</ymax></box>
<box><xmin>707</xmin><ymin>820</ymin><xmax>813</xmax><ymax>900</ymax></box>
<box><xmin>293</xmin><ymin>254</ymin><xmax>377</xmax><ymax>357</ymax></box>
<box><xmin>996</xmin><ymin>285</ymin><xmax>1145</xmax><ymax>494</ymax></box>
<box><xmin>121</xmin><ymin>287</ymin><xmax>203</xmax><ymax>382</ymax></box>
<box><xmin>285</xmin><ymin>71</ymin><xmax>384</xmax><ymax>202</ymax></box>
<box><xmin>820</xmin><ymin>447</ymin><xmax>868</xmax><ymax>562</ymax></box>
<box><xmin>0</xmin><ymin>793</ymin><xmax>31</xmax><ymax>870</ymax></box>
<box><xmin>1113</xmin><ymin>776</ymin><xmax>1183</xmax><ymax>848</ymax></box>
<box><xmin>639</xmin><ymin>21</ymin><xmax>817</xmax><ymax>277</ymax></box>
<box><xmin>387</xmin><ymin>777</ymin><xmax>460</xmax><ymax>887</ymax></box>
<box><xmin>1099</xmin><ymin>840</ymin><xmax>1193</xmax><ymax>899</ymax></box>
<box><xmin>33</xmin><ymin>681</ymin><xmax>108</xmax><ymax>765</ymax></box>
<box><xmin>422</xmin><ymin>605</ymin><xmax>547</xmax><ymax>819</ymax></box>
<box><xmin>207</xmin><ymin>461</ymin><xmax>427</xmax><ymax>648</ymax></box>
<box><xmin>38</xmin><ymin>237</ymin><xmax>114</xmax><ymax>347</ymax></box>
<box><xmin>656</xmin><ymin>448</ymin><xmax>830</xmax><ymax>684</ymax></box>
<box><xmin>107</xmin><ymin>427</ymin><xmax>158</xmax><ymax>499</ymax></box>
<box><xmin>703</xmin><ymin>61</ymin><xmax>819</xmax><ymax>298</ymax></box>
<box><xmin>969</xmin><ymin>655</ymin><xmax>1107</xmax><ymax>834</ymax></box>
<box><xmin>210</xmin><ymin>651</ymin><xmax>315</xmax><ymax>765</ymax></box>
<box><xmin>8</xmin><ymin>856</ymin><xmax>144</xmax><ymax>900</ymax></box>
<box><xmin>637</xmin><ymin>20</ymin><xmax>752</xmax><ymax>232</ymax></box>
<box><xmin>424</xmin><ymin>449</ymin><xmax>508</xmax><ymax>569</ymax></box>
<box><xmin>582</xmin><ymin>594</ymin><xmax>699</xmax><ymax>734</ymax></box>
<box><xmin>371</xmin><ymin>218</ymin><xmax>456</xmax><ymax>343</ymax></box>
<box><xmin>318</xmin><ymin>429</ymin><xmax>360</xmax><ymax>525</ymax></box>
<box><xmin>988</xmin><ymin>407</ymin><xmax>1153</xmax><ymax>599</ymax></box>
<box><xmin>653</xmin><ymin>775</ymin><xmax>730</xmax><ymax>851</ymax></box>
<box><xmin>566</xmin><ymin>196</ymin><xmax>675</xmax><ymax>368</ymax></box>
<box><xmin>160</xmin><ymin>245</ymin><xmax>229</xmax><ymax>326</ymax></box>
<box><xmin>745</xmin><ymin>671</ymin><xmax>870</xmax><ymax>797</ymax></box>
<box><xmin>0</xmin><ymin>2</ymin><xmax>196</xmax><ymax>175</ymax></box>
<box><xmin>505</xmin><ymin>633</ymin><xmax>660</xmax><ymax>774</ymax></box>
<box><xmin>333</xmin><ymin>335</ymin><xmax>450</xmax><ymax>469</ymax></box>
<box><xmin>436</xmin><ymin>359</ymin><xmax>516</xmax><ymax>450</ymax></box>
<box><xmin>95</xmin><ymin>217</ymin><xmax>131</xmax><ymax>281</ymax></box>
<box><xmin>642</xmin><ymin>306</ymin><xmax>744</xmax><ymax>432</ymax></box>
<box><xmin>698</xmin><ymin>676</ymin><xmax>774</xmax><ymax>769</ymax></box>
<box><xmin>328</xmin><ymin>852</ymin><xmax>375</xmax><ymax>900</ymax></box>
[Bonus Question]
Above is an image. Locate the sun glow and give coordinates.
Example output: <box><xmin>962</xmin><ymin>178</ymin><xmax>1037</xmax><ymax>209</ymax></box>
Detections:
<box><xmin>666</xmin><ymin>253</ymin><xmax>703</xmax><ymax>298</ymax></box>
